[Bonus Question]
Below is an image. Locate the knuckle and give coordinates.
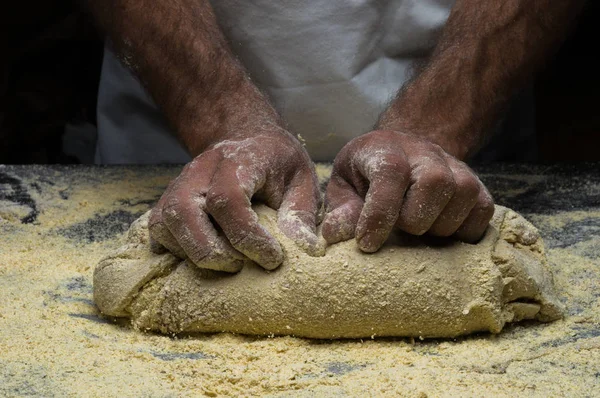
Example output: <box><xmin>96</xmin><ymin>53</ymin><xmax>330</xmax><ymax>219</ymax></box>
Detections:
<box><xmin>481</xmin><ymin>198</ymin><xmax>495</xmax><ymax>216</ymax></box>
<box><xmin>373</xmin><ymin>129</ymin><xmax>400</xmax><ymax>142</ymax></box>
<box><xmin>362</xmin><ymin>152</ymin><xmax>409</xmax><ymax>183</ymax></box>
<box><xmin>180</xmin><ymin>162</ymin><xmax>192</xmax><ymax>173</ymax></box>
<box><xmin>205</xmin><ymin>188</ymin><xmax>234</xmax><ymax>213</ymax></box>
<box><xmin>430</xmin><ymin>142</ymin><xmax>445</xmax><ymax>153</ymax></box>
<box><xmin>480</xmin><ymin>188</ymin><xmax>495</xmax><ymax>207</ymax></box>
<box><xmin>186</xmin><ymin>156</ymin><xmax>204</xmax><ymax>171</ymax></box>
<box><xmin>454</xmin><ymin>172</ymin><xmax>481</xmax><ymax>198</ymax></box>
<box><xmin>380</xmin><ymin>153</ymin><xmax>408</xmax><ymax>173</ymax></box>
<box><xmin>421</xmin><ymin>167</ymin><xmax>456</xmax><ymax>192</ymax></box>
<box><xmin>162</xmin><ymin>196</ymin><xmax>184</xmax><ymax>222</ymax></box>
<box><xmin>475</xmin><ymin>194</ymin><xmax>495</xmax><ymax>220</ymax></box>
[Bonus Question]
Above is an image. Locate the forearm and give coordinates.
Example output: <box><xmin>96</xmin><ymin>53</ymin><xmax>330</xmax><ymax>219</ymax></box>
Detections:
<box><xmin>378</xmin><ymin>0</ymin><xmax>584</xmax><ymax>160</ymax></box>
<box><xmin>87</xmin><ymin>0</ymin><xmax>280</xmax><ymax>155</ymax></box>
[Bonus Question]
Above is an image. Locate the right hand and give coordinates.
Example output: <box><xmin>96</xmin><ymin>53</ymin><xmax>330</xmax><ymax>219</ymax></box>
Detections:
<box><xmin>148</xmin><ymin>125</ymin><xmax>322</xmax><ymax>273</ymax></box>
<box><xmin>322</xmin><ymin>130</ymin><xmax>495</xmax><ymax>252</ymax></box>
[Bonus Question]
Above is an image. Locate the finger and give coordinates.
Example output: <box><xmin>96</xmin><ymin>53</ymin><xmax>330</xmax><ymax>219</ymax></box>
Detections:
<box><xmin>277</xmin><ymin>169</ymin><xmax>325</xmax><ymax>256</ymax></box>
<box><xmin>148</xmin><ymin>179</ymin><xmax>186</xmax><ymax>258</ymax></box>
<box><xmin>149</xmin><ymin>160</ymin><xmax>213</xmax><ymax>255</ymax></box>
<box><xmin>355</xmin><ymin>152</ymin><xmax>410</xmax><ymax>253</ymax></box>
<box><xmin>206</xmin><ymin>158</ymin><xmax>284</xmax><ymax>270</ymax></box>
<box><xmin>321</xmin><ymin>173</ymin><xmax>363</xmax><ymax>244</ymax></box>
<box><xmin>454</xmin><ymin>185</ymin><xmax>495</xmax><ymax>243</ymax></box>
<box><xmin>395</xmin><ymin>157</ymin><xmax>456</xmax><ymax>235</ymax></box>
<box><xmin>162</xmin><ymin>154</ymin><xmax>245</xmax><ymax>273</ymax></box>
<box><xmin>428</xmin><ymin>158</ymin><xmax>481</xmax><ymax>237</ymax></box>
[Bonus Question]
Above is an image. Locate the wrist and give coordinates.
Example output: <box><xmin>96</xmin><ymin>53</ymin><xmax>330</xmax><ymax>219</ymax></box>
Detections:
<box><xmin>376</xmin><ymin>115</ymin><xmax>478</xmax><ymax>161</ymax></box>
<box><xmin>377</xmin><ymin>77</ymin><xmax>486</xmax><ymax>160</ymax></box>
<box><xmin>179</xmin><ymin>73</ymin><xmax>283</xmax><ymax>156</ymax></box>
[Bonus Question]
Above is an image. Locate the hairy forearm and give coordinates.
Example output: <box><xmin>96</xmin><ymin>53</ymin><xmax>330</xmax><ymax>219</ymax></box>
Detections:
<box><xmin>87</xmin><ymin>0</ymin><xmax>279</xmax><ymax>155</ymax></box>
<box><xmin>378</xmin><ymin>0</ymin><xmax>585</xmax><ymax>159</ymax></box>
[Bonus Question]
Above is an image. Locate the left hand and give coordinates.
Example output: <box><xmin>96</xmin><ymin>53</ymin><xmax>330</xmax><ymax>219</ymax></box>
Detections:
<box><xmin>148</xmin><ymin>127</ymin><xmax>323</xmax><ymax>273</ymax></box>
<box><xmin>322</xmin><ymin>130</ymin><xmax>494</xmax><ymax>252</ymax></box>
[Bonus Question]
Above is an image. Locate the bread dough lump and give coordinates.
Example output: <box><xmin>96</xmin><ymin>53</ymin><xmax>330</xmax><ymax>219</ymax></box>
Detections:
<box><xmin>93</xmin><ymin>205</ymin><xmax>562</xmax><ymax>339</ymax></box>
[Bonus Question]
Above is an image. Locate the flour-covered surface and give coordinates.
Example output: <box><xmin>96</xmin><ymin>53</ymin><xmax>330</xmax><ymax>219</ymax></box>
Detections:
<box><xmin>1</xmin><ymin>164</ymin><xmax>599</xmax><ymax>397</ymax></box>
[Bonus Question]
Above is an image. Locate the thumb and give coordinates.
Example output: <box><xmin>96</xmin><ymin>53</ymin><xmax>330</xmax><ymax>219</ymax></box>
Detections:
<box><xmin>277</xmin><ymin>171</ymin><xmax>325</xmax><ymax>256</ymax></box>
<box><xmin>321</xmin><ymin>173</ymin><xmax>364</xmax><ymax>245</ymax></box>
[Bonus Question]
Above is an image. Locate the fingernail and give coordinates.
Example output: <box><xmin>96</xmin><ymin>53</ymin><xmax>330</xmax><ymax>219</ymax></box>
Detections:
<box><xmin>257</xmin><ymin>240</ymin><xmax>284</xmax><ymax>271</ymax></box>
<box><xmin>357</xmin><ymin>234</ymin><xmax>378</xmax><ymax>253</ymax></box>
<box><xmin>297</xmin><ymin>233</ymin><xmax>326</xmax><ymax>257</ymax></box>
<box><xmin>261</xmin><ymin>250</ymin><xmax>284</xmax><ymax>270</ymax></box>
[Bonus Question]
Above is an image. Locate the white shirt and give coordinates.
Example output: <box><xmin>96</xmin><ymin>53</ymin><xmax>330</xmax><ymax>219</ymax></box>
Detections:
<box><xmin>96</xmin><ymin>0</ymin><xmax>467</xmax><ymax>164</ymax></box>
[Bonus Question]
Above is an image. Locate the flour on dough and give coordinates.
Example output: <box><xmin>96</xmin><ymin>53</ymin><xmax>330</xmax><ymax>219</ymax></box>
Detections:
<box><xmin>93</xmin><ymin>205</ymin><xmax>562</xmax><ymax>339</ymax></box>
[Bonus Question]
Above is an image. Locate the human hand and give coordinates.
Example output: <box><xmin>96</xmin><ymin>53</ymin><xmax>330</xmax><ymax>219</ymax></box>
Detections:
<box><xmin>149</xmin><ymin>125</ymin><xmax>322</xmax><ymax>272</ymax></box>
<box><xmin>322</xmin><ymin>130</ymin><xmax>494</xmax><ymax>252</ymax></box>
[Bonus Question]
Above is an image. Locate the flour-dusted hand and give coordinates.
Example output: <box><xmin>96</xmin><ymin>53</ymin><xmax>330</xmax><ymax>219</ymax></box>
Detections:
<box><xmin>84</xmin><ymin>0</ymin><xmax>323</xmax><ymax>272</ymax></box>
<box><xmin>149</xmin><ymin>127</ymin><xmax>322</xmax><ymax>272</ymax></box>
<box><xmin>322</xmin><ymin>130</ymin><xmax>494</xmax><ymax>252</ymax></box>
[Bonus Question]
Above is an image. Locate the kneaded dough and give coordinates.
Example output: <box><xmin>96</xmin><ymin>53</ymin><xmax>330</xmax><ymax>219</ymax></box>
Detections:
<box><xmin>93</xmin><ymin>205</ymin><xmax>562</xmax><ymax>339</ymax></box>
